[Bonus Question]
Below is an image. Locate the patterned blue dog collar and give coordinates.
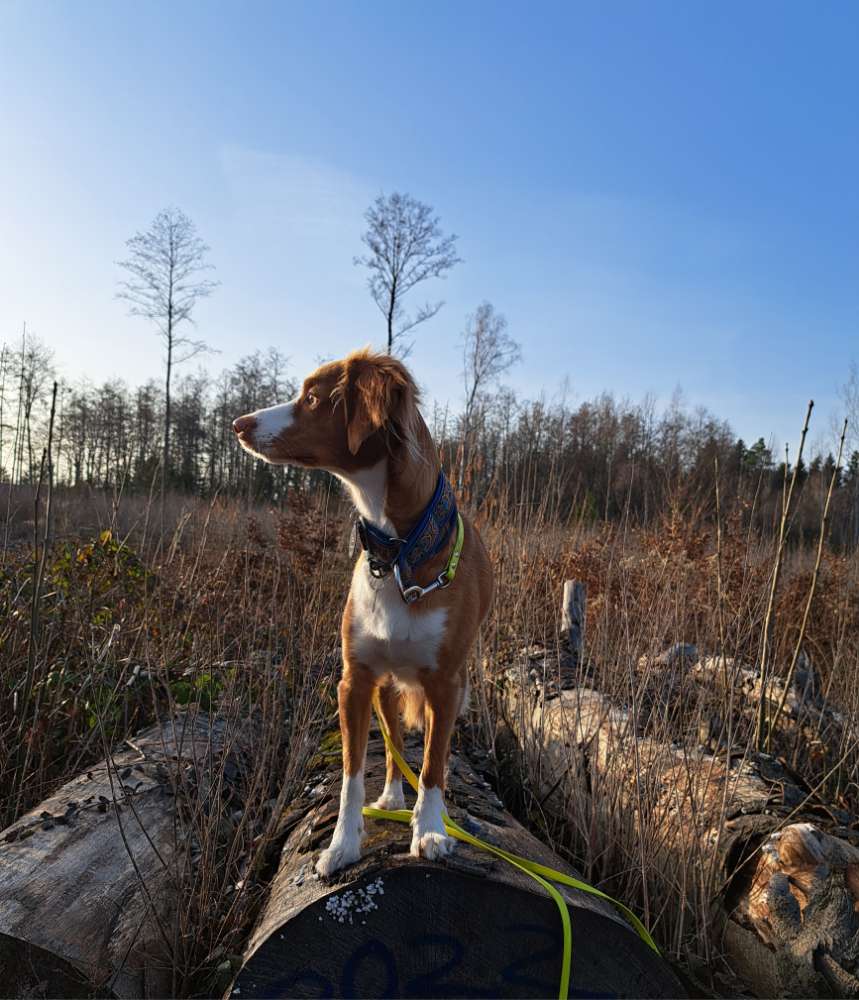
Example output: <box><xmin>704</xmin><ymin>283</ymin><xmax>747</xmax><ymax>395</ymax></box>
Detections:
<box><xmin>357</xmin><ymin>471</ymin><xmax>458</xmax><ymax>592</ymax></box>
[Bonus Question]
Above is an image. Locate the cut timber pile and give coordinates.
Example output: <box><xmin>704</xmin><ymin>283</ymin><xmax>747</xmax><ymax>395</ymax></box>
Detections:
<box><xmin>501</xmin><ymin>581</ymin><xmax>859</xmax><ymax>999</ymax></box>
<box><xmin>0</xmin><ymin>712</ymin><xmax>246</xmax><ymax>999</ymax></box>
<box><xmin>230</xmin><ymin>724</ymin><xmax>684</xmax><ymax>999</ymax></box>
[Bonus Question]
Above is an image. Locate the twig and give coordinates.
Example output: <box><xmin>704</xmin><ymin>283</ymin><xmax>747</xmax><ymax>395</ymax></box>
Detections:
<box><xmin>768</xmin><ymin>418</ymin><xmax>848</xmax><ymax>739</ymax></box>
<box><xmin>754</xmin><ymin>400</ymin><xmax>813</xmax><ymax>752</ymax></box>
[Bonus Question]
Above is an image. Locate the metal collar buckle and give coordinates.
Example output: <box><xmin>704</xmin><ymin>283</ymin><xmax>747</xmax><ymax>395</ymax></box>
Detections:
<box><xmin>361</xmin><ymin>522</ymin><xmax>407</xmax><ymax>579</ymax></box>
<box><xmin>393</xmin><ymin>562</ymin><xmax>451</xmax><ymax>605</ymax></box>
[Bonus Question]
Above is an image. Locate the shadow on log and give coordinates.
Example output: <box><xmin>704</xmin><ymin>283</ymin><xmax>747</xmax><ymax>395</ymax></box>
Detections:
<box><xmin>501</xmin><ymin>580</ymin><xmax>859</xmax><ymax>998</ymax></box>
<box><xmin>231</xmin><ymin>726</ymin><xmax>683</xmax><ymax>1000</ymax></box>
<box><xmin>0</xmin><ymin>712</ymin><xmax>240</xmax><ymax>998</ymax></box>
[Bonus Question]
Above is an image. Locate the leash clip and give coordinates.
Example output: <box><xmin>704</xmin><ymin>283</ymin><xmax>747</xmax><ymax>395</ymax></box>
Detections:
<box><xmin>393</xmin><ymin>562</ymin><xmax>451</xmax><ymax>605</ymax></box>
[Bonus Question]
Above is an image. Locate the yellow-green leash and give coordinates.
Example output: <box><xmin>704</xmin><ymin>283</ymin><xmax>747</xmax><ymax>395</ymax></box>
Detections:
<box><xmin>362</xmin><ymin>695</ymin><xmax>659</xmax><ymax>1000</ymax></box>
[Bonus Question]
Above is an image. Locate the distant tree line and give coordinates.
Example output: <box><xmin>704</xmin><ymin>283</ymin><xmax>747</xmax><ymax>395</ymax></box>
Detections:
<box><xmin>2</xmin><ymin>330</ymin><xmax>857</xmax><ymax>549</ymax></box>
<box><xmin>0</xmin><ymin>336</ymin><xmax>304</xmax><ymax>501</ymax></box>
<box><xmin>434</xmin><ymin>386</ymin><xmax>859</xmax><ymax>549</ymax></box>
<box><xmin>3</xmin><ymin>196</ymin><xmax>857</xmax><ymax>549</ymax></box>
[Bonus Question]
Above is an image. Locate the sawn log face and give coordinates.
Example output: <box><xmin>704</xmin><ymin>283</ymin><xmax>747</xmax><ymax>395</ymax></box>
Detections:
<box><xmin>232</xmin><ymin>727</ymin><xmax>684</xmax><ymax>1000</ymax></box>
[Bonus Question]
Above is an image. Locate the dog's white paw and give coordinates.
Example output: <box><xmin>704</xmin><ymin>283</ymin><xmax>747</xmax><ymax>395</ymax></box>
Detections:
<box><xmin>410</xmin><ymin>829</ymin><xmax>455</xmax><ymax>860</ymax></box>
<box><xmin>410</xmin><ymin>784</ymin><xmax>453</xmax><ymax>860</ymax></box>
<box><xmin>371</xmin><ymin>780</ymin><xmax>406</xmax><ymax>811</ymax></box>
<box><xmin>315</xmin><ymin>835</ymin><xmax>362</xmax><ymax>877</ymax></box>
<box><xmin>317</xmin><ymin>773</ymin><xmax>365</xmax><ymax>877</ymax></box>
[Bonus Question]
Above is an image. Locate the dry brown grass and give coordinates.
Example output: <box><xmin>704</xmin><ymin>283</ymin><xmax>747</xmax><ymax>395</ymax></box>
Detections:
<box><xmin>1</xmin><ymin>474</ymin><xmax>857</xmax><ymax>994</ymax></box>
<box><xmin>475</xmin><ymin>486</ymin><xmax>859</xmax><ymax>991</ymax></box>
<box><xmin>0</xmin><ymin>485</ymin><xmax>348</xmax><ymax>994</ymax></box>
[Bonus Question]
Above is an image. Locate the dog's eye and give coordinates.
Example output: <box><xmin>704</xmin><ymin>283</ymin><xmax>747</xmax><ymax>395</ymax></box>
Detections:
<box><xmin>305</xmin><ymin>391</ymin><xmax>318</xmax><ymax>408</ymax></box>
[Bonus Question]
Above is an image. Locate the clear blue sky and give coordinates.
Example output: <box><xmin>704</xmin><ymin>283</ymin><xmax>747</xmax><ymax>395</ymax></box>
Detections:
<box><xmin>1</xmin><ymin>1</ymin><xmax>857</xmax><ymax>451</ymax></box>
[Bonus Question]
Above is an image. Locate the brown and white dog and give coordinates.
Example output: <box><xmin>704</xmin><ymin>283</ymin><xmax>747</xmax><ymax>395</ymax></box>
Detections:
<box><xmin>233</xmin><ymin>349</ymin><xmax>493</xmax><ymax>876</ymax></box>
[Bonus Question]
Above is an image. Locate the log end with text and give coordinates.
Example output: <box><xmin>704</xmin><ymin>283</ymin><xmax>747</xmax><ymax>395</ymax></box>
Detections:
<box><xmin>231</xmin><ymin>729</ymin><xmax>684</xmax><ymax>1000</ymax></box>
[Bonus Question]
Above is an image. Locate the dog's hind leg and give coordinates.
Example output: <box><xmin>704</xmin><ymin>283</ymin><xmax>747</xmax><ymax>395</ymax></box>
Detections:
<box><xmin>410</xmin><ymin>670</ymin><xmax>462</xmax><ymax>860</ymax></box>
<box><xmin>315</xmin><ymin>662</ymin><xmax>375</xmax><ymax>877</ymax></box>
<box><xmin>371</xmin><ymin>679</ymin><xmax>406</xmax><ymax>810</ymax></box>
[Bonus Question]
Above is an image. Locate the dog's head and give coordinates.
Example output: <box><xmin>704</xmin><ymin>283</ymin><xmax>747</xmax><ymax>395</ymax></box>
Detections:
<box><xmin>233</xmin><ymin>348</ymin><xmax>421</xmax><ymax>471</ymax></box>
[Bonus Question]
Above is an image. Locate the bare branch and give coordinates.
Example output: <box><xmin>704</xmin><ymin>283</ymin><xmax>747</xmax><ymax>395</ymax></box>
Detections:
<box><xmin>395</xmin><ymin>301</ymin><xmax>444</xmax><ymax>340</ymax></box>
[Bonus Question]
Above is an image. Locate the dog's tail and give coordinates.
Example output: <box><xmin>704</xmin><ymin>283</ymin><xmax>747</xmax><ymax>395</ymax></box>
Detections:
<box><xmin>398</xmin><ymin>679</ymin><xmax>470</xmax><ymax>732</ymax></box>
<box><xmin>400</xmin><ymin>686</ymin><xmax>426</xmax><ymax>731</ymax></box>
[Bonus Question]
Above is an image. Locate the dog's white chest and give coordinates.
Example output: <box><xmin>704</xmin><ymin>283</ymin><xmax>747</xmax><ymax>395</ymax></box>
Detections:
<box><xmin>348</xmin><ymin>566</ymin><xmax>447</xmax><ymax>678</ymax></box>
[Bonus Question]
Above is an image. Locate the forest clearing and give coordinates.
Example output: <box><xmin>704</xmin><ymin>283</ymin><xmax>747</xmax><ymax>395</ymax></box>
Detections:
<box><xmin>1</xmin><ymin>415</ymin><xmax>858</xmax><ymax>996</ymax></box>
<box><xmin>3</xmin><ymin>6</ymin><xmax>858</xmax><ymax>995</ymax></box>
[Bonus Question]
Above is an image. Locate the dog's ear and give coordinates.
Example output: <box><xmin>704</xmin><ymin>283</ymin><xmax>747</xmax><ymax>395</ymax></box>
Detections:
<box><xmin>338</xmin><ymin>352</ymin><xmax>417</xmax><ymax>455</ymax></box>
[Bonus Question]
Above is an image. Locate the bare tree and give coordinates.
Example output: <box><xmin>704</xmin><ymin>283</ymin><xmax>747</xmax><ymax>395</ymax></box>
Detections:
<box><xmin>16</xmin><ymin>331</ymin><xmax>55</xmax><ymax>484</ymax></box>
<box><xmin>459</xmin><ymin>301</ymin><xmax>521</xmax><ymax>488</ymax></box>
<box><xmin>839</xmin><ymin>361</ymin><xmax>859</xmax><ymax>544</ymax></box>
<box><xmin>117</xmin><ymin>207</ymin><xmax>218</xmax><ymax>500</ymax></box>
<box><xmin>355</xmin><ymin>192</ymin><xmax>461</xmax><ymax>354</ymax></box>
<box><xmin>839</xmin><ymin>362</ymin><xmax>859</xmax><ymax>446</ymax></box>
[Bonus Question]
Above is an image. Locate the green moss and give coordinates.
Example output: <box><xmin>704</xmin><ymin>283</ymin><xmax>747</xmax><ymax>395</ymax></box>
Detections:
<box><xmin>308</xmin><ymin>727</ymin><xmax>342</xmax><ymax>769</ymax></box>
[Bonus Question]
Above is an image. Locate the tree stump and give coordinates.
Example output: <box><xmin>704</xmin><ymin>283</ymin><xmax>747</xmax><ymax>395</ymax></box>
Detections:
<box><xmin>501</xmin><ymin>582</ymin><xmax>859</xmax><ymax>998</ymax></box>
<box><xmin>0</xmin><ymin>712</ymin><xmax>238</xmax><ymax>999</ymax></box>
<box><xmin>231</xmin><ymin>726</ymin><xmax>683</xmax><ymax>999</ymax></box>
<box><xmin>561</xmin><ymin>580</ymin><xmax>586</xmax><ymax>666</ymax></box>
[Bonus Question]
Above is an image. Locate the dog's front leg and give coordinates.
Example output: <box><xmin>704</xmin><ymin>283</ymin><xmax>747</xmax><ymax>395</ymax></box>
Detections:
<box><xmin>411</xmin><ymin>673</ymin><xmax>461</xmax><ymax>860</ymax></box>
<box><xmin>315</xmin><ymin>663</ymin><xmax>375</xmax><ymax>877</ymax></box>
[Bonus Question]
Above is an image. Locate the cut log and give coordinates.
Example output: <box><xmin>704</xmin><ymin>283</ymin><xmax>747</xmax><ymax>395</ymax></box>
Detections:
<box><xmin>231</xmin><ymin>725</ymin><xmax>684</xmax><ymax>999</ymax></box>
<box><xmin>500</xmin><ymin>580</ymin><xmax>859</xmax><ymax>998</ymax></box>
<box><xmin>0</xmin><ymin>712</ymin><xmax>239</xmax><ymax>999</ymax></box>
